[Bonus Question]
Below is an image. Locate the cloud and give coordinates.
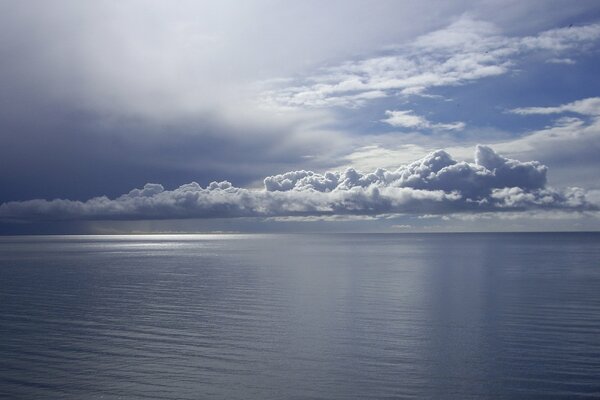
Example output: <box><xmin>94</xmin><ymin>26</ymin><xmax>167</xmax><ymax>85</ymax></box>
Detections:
<box><xmin>546</xmin><ymin>57</ymin><xmax>576</xmax><ymax>65</ymax></box>
<box><xmin>0</xmin><ymin>1</ymin><xmax>482</xmax><ymax>121</ymax></box>
<box><xmin>339</xmin><ymin>95</ymin><xmax>600</xmax><ymax>190</ymax></box>
<box><xmin>382</xmin><ymin>110</ymin><xmax>465</xmax><ymax>131</ymax></box>
<box><xmin>509</xmin><ymin>97</ymin><xmax>600</xmax><ymax>116</ymax></box>
<box><xmin>2</xmin><ymin>3</ymin><xmax>599</xmax><ymax>208</ymax></box>
<box><xmin>1</xmin><ymin>146</ymin><xmax>596</xmax><ymax>223</ymax></box>
<box><xmin>391</xmin><ymin>224</ymin><xmax>412</xmax><ymax>229</ymax></box>
<box><xmin>493</xmin><ymin>97</ymin><xmax>600</xmax><ymax>188</ymax></box>
<box><xmin>263</xmin><ymin>17</ymin><xmax>600</xmax><ymax>108</ymax></box>
<box><xmin>2</xmin><ymin>2</ymin><xmax>498</xmax><ymax>204</ymax></box>
<box><xmin>519</xmin><ymin>22</ymin><xmax>600</xmax><ymax>51</ymax></box>
<box><xmin>265</xmin><ymin>145</ymin><xmax>548</xmax><ymax>200</ymax></box>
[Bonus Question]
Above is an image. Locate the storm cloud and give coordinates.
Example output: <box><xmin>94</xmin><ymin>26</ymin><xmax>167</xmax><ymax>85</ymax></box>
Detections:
<box><xmin>1</xmin><ymin>146</ymin><xmax>596</xmax><ymax>222</ymax></box>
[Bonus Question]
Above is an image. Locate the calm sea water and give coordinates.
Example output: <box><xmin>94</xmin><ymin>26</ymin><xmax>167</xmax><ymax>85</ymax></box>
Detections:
<box><xmin>1</xmin><ymin>233</ymin><xmax>599</xmax><ymax>399</ymax></box>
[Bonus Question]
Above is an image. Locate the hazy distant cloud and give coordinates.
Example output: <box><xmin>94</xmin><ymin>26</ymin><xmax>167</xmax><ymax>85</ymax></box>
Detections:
<box><xmin>264</xmin><ymin>17</ymin><xmax>600</xmax><ymax>109</ymax></box>
<box><xmin>546</xmin><ymin>57</ymin><xmax>576</xmax><ymax>65</ymax></box>
<box><xmin>382</xmin><ymin>110</ymin><xmax>465</xmax><ymax>131</ymax></box>
<box><xmin>1</xmin><ymin>146</ymin><xmax>596</xmax><ymax>222</ymax></box>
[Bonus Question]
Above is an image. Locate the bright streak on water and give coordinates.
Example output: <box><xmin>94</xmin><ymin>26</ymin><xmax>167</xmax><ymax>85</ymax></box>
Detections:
<box><xmin>1</xmin><ymin>233</ymin><xmax>599</xmax><ymax>399</ymax></box>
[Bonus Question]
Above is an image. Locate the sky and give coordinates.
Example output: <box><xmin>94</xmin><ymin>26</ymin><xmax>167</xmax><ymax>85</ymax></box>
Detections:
<box><xmin>1</xmin><ymin>0</ymin><xmax>600</xmax><ymax>234</ymax></box>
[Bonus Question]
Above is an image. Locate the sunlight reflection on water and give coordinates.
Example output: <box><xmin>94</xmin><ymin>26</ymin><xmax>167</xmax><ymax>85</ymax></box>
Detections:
<box><xmin>1</xmin><ymin>233</ymin><xmax>599</xmax><ymax>399</ymax></box>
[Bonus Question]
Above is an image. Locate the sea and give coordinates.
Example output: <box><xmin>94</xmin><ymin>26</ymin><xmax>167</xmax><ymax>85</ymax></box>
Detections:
<box><xmin>1</xmin><ymin>233</ymin><xmax>599</xmax><ymax>399</ymax></box>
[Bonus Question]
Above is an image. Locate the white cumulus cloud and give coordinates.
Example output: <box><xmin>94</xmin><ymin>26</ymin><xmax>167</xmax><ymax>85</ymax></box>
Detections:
<box><xmin>0</xmin><ymin>146</ymin><xmax>596</xmax><ymax>222</ymax></box>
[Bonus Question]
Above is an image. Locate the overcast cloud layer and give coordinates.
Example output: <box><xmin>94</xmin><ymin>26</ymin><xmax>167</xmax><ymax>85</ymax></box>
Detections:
<box><xmin>1</xmin><ymin>146</ymin><xmax>597</xmax><ymax>223</ymax></box>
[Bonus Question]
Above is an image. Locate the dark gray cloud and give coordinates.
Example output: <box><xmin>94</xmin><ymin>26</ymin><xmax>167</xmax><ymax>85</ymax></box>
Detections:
<box><xmin>1</xmin><ymin>146</ymin><xmax>596</xmax><ymax>223</ymax></box>
<box><xmin>0</xmin><ymin>1</ymin><xmax>357</xmax><ymax>203</ymax></box>
<box><xmin>0</xmin><ymin>108</ymin><xmax>343</xmax><ymax>203</ymax></box>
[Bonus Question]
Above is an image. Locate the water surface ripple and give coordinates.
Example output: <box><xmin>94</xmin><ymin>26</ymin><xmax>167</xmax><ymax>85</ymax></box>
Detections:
<box><xmin>1</xmin><ymin>233</ymin><xmax>599</xmax><ymax>399</ymax></box>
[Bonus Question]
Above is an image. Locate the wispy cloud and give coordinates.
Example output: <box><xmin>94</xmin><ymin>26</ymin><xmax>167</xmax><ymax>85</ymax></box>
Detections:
<box><xmin>546</xmin><ymin>57</ymin><xmax>576</xmax><ymax>65</ymax></box>
<box><xmin>382</xmin><ymin>110</ymin><xmax>465</xmax><ymax>131</ymax></box>
<box><xmin>509</xmin><ymin>97</ymin><xmax>600</xmax><ymax>116</ymax></box>
<box><xmin>263</xmin><ymin>17</ymin><xmax>600</xmax><ymax>109</ymax></box>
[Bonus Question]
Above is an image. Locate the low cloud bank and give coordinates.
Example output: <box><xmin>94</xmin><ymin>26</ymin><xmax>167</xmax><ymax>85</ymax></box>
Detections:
<box><xmin>1</xmin><ymin>146</ymin><xmax>597</xmax><ymax>222</ymax></box>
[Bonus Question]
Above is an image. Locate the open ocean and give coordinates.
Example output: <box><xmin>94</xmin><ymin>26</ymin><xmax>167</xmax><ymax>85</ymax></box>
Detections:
<box><xmin>1</xmin><ymin>233</ymin><xmax>599</xmax><ymax>399</ymax></box>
